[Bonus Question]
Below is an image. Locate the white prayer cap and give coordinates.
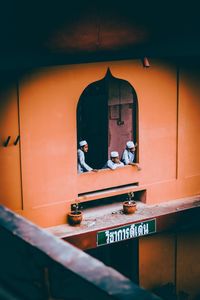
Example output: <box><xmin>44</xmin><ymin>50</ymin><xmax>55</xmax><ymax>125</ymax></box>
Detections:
<box><xmin>79</xmin><ymin>140</ymin><xmax>87</xmax><ymax>147</ymax></box>
<box><xmin>111</xmin><ymin>151</ymin><xmax>119</xmax><ymax>158</ymax></box>
<box><xmin>126</xmin><ymin>141</ymin><xmax>135</xmax><ymax>149</ymax></box>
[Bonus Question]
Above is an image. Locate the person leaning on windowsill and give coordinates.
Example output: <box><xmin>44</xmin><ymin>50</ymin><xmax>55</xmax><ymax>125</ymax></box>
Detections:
<box><xmin>77</xmin><ymin>140</ymin><xmax>98</xmax><ymax>173</ymax></box>
<box><xmin>104</xmin><ymin>151</ymin><xmax>124</xmax><ymax>170</ymax></box>
<box><xmin>121</xmin><ymin>141</ymin><xmax>141</xmax><ymax>171</ymax></box>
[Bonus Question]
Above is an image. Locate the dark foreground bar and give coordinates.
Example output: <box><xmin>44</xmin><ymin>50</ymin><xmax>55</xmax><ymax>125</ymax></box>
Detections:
<box><xmin>0</xmin><ymin>205</ymin><xmax>161</xmax><ymax>300</ymax></box>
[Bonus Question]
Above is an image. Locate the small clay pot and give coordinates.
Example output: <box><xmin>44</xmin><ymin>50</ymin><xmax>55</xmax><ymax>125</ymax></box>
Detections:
<box><xmin>123</xmin><ymin>201</ymin><xmax>137</xmax><ymax>214</ymax></box>
<box><xmin>67</xmin><ymin>211</ymin><xmax>83</xmax><ymax>225</ymax></box>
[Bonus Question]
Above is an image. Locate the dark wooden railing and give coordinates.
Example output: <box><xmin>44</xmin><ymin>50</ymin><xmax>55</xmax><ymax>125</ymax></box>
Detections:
<box><xmin>0</xmin><ymin>205</ymin><xmax>161</xmax><ymax>300</ymax></box>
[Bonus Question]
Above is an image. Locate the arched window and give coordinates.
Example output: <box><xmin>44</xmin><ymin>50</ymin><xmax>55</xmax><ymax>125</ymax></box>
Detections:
<box><xmin>77</xmin><ymin>69</ymin><xmax>139</xmax><ymax>170</ymax></box>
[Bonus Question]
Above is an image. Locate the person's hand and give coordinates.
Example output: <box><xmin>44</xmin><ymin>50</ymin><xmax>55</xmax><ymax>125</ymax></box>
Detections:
<box><xmin>135</xmin><ymin>164</ymin><xmax>141</xmax><ymax>171</ymax></box>
<box><xmin>131</xmin><ymin>163</ymin><xmax>141</xmax><ymax>171</ymax></box>
<box><xmin>92</xmin><ymin>169</ymin><xmax>98</xmax><ymax>172</ymax></box>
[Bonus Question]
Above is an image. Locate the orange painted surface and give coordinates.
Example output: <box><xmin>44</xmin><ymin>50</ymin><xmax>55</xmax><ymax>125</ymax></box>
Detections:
<box><xmin>176</xmin><ymin>230</ymin><xmax>200</xmax><ymax>299</ymax></box>
<box><xmin>139</xmin><ymin>230</ymin><xmax>200</xmax><ymax>298</ymax></box>
<box><xmin>0</xmin><ymin>79</ymin><xmax>22</xmax><ymax>210</ymax></box>
<box><xmin>0</xmin><ymin>59</ymin><xmax>200</xmax><ymax>226</ymax></box>
<box><xmin>78</xmin><ymin>166</ymin><xmax>141</xmax><ymax>194</ymax></box>
<box><xmin>139</xmin><ymin>233</ymin><xmax>175</xmax><ymax>290</ymax></box>
<box><xmin>178</xmin><ymin>67</ymin><xmax>200</xmax><ymax>179</ymax></box>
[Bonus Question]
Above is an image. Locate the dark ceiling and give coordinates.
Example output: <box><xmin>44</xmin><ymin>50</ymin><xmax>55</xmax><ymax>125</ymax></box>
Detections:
<box><xmin>1</xmin><ymin>0</ymin><xmax>200</xmax><ymax>70</ymax></box>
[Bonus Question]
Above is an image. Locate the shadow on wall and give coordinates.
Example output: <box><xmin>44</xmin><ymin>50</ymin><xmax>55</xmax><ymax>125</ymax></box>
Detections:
<box><xmin>152</xmin><ymin>282</ymin><xmax>200</xmax><ymax>300</ymax></box>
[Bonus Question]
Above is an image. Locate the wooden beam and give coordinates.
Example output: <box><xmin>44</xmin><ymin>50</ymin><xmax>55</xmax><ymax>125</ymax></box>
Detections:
<box><xmin>0</xmin><ymin>205</ymin><xmax>160</xmax><ymax>300</ymax></box>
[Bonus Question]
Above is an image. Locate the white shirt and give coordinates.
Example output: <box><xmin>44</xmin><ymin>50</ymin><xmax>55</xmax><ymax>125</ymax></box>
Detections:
<box><xmin>106</xmin><ymin>159</ymin><xmax>124</xmax><ymax>170</ymax></box>
<box><xmin>77</xmin><ymin>149</ymin><xmax>93</xmax><ymax>173</ymax></box>
<box><xmin>122</xmin><ymin>149</ymin><xmax>135</xmax><ymax>165</ymax></box>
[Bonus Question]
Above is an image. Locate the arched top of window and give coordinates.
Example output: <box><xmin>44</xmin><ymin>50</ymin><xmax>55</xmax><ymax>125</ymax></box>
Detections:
<box><xmin>81</xmin><ymin>68</ymin><xmax>137</xmax><ymax>99</ymax></box>
<box><xmin>77</xmin><ymin>68</ymin><xmax>139</xmax><ymax>170</ymax></box>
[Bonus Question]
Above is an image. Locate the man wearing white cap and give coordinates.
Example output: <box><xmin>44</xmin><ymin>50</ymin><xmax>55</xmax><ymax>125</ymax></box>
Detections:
<box><xmin>77</xmin><ymin>140</ymin><xmax>97</xmax><ymax>173</ymax></box>
<box><xmin>104</xmin><ymin>151</ymin><xmax>124</xmax><ymax>170</ymax></box>
<box><xmin>122</xmin><ymin>141</ymin><xmax>141</xmax><ymax>170</ymax></box>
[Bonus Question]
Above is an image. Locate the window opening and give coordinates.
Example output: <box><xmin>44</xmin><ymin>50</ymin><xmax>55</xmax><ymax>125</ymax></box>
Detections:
<box><xmin>78</xmin><ymin>182</ymin><xmax>139</xmax><ymax>197</ymax></box>
<box><xmin>72</xmin><ymin>190</ymin><xmax>146</xmax><ymax>212</ymax></box>
<box><xmin>77</xmin><ymin>68</ymin><xmax>139</xmax><ymax>170</ymax></box>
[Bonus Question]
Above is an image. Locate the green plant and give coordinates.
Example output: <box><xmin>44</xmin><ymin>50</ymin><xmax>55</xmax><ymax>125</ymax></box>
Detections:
<box><xmin>71</xmin><ymin>199</ymin><xmax>81</xmax><ymax>214</ymax></box>
<box><xmin>127</xmin><ymin>192</ymin><xmax>134</xmax><ymax>204</ymax></box>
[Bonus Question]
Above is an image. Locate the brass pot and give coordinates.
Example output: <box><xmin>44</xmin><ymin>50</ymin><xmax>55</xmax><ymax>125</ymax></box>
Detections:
<box><xmin>67</xmin><ymin>211</ymin><xmax>83</xmax><ymax>225</ymax></box>
<box><xmin>123</xmin><ymin>201</ymin><xmax>137</xmax><ymax>214</ymax></box>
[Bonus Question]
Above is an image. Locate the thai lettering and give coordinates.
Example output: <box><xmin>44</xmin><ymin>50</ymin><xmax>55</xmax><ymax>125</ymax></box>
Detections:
<box><xmin>99</xmin><ymin>219</ymin><xmax>155</xmax><ymax>246</ymax></box>
<box><xmin>117</xmin><ymin>229</ymin><xmax>123</xmax><ymax>241</ymax></box>
<box><xmin>143</xmin><ymin>223</ymin><xmax>149</xmax><ymax>234</ymax></box>
<box><xmin>138</xmin><ymin>224</ymin><xmax>143</xmax><ymax>236</ymax></box>
<box><xmin>134</xmin><ymin>225</ymin><xmax>138</xmax><ymax>237</ymax></box>
<box><xmin>105</xmin><ymin>230</ymin><xmax>110</xmax><ymax>244</ymax></box>
<box><xmin>130</xmin><ymin>224</ymin><xmax>135</xmax><ymax>238</ymax></box>
<box><xmin>126</xmin><ymin>228</ymin><xmax>130</xmax><ymax>239</ymax></box>
<box><xmin>110</xmin><ymin>232</ymin><xmax>115</xmax><ymax>243</ymax></box>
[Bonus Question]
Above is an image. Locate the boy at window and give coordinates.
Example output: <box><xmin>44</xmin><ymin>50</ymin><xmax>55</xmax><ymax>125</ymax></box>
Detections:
<box><xmin>122</xmin><ymin>141</ymin><xmax>141</xmax><ymax>170</ymax></box>
<box><xmin>104</xmin><ymin>151</ymin><xmax>124</xmax><ymax>170</ymax></box>
<box><xmin>77</xmin><ymin>140</ymin><xmax>98</xmax><ymax>173</ymax></box>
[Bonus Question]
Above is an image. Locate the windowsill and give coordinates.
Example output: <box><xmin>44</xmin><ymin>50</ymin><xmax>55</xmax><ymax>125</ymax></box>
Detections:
<box><xmin>78</xmin><ymin>164</ymin><xmax>139</xmax><ymax>175</ymax></box>
<box><xmin>77</xmin><ymin>165</ymin><xmax>141</xmax><ymax>195</ymax></box>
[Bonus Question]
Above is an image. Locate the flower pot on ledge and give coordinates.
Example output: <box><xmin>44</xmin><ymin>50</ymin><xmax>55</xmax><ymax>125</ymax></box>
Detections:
<box><xmin>123</xmin><ymin>200</ymin><xmax>137</xmax><ymax>214</ymax></box>
<box><xmin>67</xmin><ymin>211</ymin><xmax>83</xmax><ymax>225</ymax></box>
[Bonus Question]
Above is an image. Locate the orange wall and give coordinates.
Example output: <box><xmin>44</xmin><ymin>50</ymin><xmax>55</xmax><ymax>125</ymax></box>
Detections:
<box><xmin>139</xmin><ymin>233</ymin><xmax>175</xmax><ymax>290</ymax></box>
<box><xmin>0</xmin><ymin>78</ymin><xmax>22</xmax><ymax>210</ymax></box>
<box><xmin>139</xmin><ymin>230</ymin><xmax>200</xmax><ymax>299</ymax></box>
<box><xmin>178</xmin><ymin>67</ymin><xmax>200</xmax><ymax>182</ymax></box>
<box><xmin>176</xmin><ymin>230</ymin><xmax>200</xmax><ymax>299</ymax></box>
<box><xmin>0</xmin><ymin>59</ymin><xmax>200</xmax><ymax>226</ymax></box>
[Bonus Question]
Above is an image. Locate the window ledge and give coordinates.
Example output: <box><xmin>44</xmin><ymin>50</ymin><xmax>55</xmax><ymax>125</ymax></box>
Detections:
<box><xmin>77</xmin><ymin>165</ymin><xmax>141</xmax><ymax>195</ymax></box>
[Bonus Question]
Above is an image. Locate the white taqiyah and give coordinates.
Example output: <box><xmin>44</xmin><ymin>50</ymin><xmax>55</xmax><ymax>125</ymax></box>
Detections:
<box><xmin>79</xmin><ymin>140</ymin><xmax>87</xmax><ymax>147</ymax></box>
<box><xmin>111</xmin><ymin>151</ymin><xmax>119</xmax><ymax>158</ymax></box>
<box><xmin>126</xmin><ymin>141</ymin><xmax>135</xmax><ymax>149</ymax></box>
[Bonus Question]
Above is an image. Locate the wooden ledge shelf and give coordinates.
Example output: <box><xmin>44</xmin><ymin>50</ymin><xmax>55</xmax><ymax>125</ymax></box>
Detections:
<box><xmin>47</xmin><ymin>195</ymin><xmax>200</xmax><ymax>250</ymax></box>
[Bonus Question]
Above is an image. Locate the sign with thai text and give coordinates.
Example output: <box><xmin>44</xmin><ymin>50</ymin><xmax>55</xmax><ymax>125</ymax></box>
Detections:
<box><xmin>97</xmin><ymin>219</ymin><xmax>156</xmax><ymax>246</ymax></box>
